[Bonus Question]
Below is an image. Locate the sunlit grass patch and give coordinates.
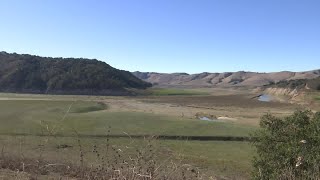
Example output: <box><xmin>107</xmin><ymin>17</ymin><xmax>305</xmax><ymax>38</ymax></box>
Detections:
<box><xmin>149</xmin><ymin>88</ymin><xmax>208</xmax><ymax>96</ymax></box>
<box><xmin>0</xmin><ymin>100</ymin><xmax>256</xmax><ymax>136</ymax></box>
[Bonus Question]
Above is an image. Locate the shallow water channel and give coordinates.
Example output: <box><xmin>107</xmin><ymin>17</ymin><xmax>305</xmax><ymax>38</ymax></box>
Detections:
<box><xmin>258</xmin><ymin>94</ymin><xmax>273</xmax><ymax>102</ymax></box>
<box><xmin>199</xmin><ymin>116</ymin><xmax>219</xmax><ymax>121</ymax></box>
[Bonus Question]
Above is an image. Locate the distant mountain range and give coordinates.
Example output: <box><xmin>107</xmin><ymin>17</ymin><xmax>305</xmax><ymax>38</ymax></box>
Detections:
<box><xmin>132</xmin><ymin>70</ymin><xmax>320</xmax><ymax>88</ymax></box>
<box><xmin>0</xmin><ymin>52</ymin><xmax>151</xmax><ymax>95</ymax></box>
<box><xmin>1</xmin><ymin>51</ymin><xmax>318</xmax><ymax>94</ymax></box>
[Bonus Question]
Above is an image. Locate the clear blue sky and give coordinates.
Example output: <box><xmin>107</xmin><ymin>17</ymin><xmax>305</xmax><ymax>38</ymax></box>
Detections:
<box><xmin>0</xmin><ymin>0</ymin><xmax>319</xmax><ymax>73</ymax></box>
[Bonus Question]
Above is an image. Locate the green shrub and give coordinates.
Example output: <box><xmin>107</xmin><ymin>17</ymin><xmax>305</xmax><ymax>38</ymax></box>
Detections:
<box><xmin>251</xmin><ymin>110</ymin><xmax>320</xmax><ymax>179</ymax></box>
<box><xmin>71</xmin><ymin>102</ymin><xmax>108</xmax><ymax>113</ymax></box>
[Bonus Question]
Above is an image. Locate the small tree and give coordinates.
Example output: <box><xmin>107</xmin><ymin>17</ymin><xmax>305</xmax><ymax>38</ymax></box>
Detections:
<box><xmin>252</xmin><ymin>110</ymin><xmax>320</xmax><ymax>179</ymax></box>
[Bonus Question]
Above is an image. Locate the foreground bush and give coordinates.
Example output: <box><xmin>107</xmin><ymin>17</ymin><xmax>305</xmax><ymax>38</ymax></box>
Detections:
<box><xmin>252</xmin><ymin>110</ymin><xmax>320</xmax><ymax>179</ymax></box>
<box><xmin>0</xmin><ymin>136</ymin><xmax>205</xmax><ymax>180</ymax></box>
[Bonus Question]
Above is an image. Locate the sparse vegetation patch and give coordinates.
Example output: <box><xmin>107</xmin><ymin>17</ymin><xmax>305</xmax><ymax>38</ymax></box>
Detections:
<box><xmin>71</xmin><ymin>102</ymin><xmax>108</xmax><ymax>113</ymax></box>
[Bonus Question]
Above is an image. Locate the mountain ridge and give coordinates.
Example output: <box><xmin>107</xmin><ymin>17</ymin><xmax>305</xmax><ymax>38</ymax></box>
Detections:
<box><xmin>132</xmin><ymin>70</ymin><xmax>320</xmax><ymax>88</ymax></box>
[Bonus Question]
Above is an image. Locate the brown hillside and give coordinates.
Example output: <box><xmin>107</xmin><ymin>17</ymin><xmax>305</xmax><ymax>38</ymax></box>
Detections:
<box><xmin>132</xmin><ymin>70</ymin><xmax>320</xmax><ymax>87</ymax></box>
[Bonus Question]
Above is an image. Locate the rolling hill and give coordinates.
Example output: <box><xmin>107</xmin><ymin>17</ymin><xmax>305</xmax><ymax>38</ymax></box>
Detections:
<box><xmin>132</xmin><ymin>70</ymin><xmax>320</xmax><ymax>88</ymax></box>
<box><xmin>0</xmin><ymin>52</ymin><xmax>151</xmax><ymax>95</ymax></box>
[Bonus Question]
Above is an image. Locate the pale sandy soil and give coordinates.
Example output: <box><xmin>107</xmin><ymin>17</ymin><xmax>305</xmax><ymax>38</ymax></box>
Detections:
<box><xmin>102</xmin><ymin>97</ymin><xmax>297</xmax><ymax>126</ymax></box>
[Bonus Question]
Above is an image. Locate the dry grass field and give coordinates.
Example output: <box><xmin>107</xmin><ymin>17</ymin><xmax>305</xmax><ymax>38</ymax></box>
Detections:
<box><xmin>0</xmin><ymin>87</ymin><xmax>314</xmax><ymax>179</ymax></box>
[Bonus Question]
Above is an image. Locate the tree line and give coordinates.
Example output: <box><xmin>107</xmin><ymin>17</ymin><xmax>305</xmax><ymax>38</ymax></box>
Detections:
<box><xmin>0</xmin><ymin>52</ymin><xmax>151</xmax><ymax>95</ymax></box>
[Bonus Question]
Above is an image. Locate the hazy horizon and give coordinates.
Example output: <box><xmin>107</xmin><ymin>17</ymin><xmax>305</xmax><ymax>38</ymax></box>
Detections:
<box><xmin>2</xmin><ymin>50</ymin><xmax>319</xmax><ymax>74</ymax></box>
<box><xmin>1</xmin><ymin>0</ymin><xmax>320</xmax><ymax>73</ymax></box>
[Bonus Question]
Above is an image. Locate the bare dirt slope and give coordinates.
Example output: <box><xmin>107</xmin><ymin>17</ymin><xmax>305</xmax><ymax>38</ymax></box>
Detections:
<box><xmin>133</xmin><ymin>69</ymin><xmax>320</xmax><ymax>88</ymax></box>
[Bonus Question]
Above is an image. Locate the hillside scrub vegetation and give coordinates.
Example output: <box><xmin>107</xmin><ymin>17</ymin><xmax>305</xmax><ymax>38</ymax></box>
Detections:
<box><xmin>252</xmin><ymin>110</ymin><xmax>320</xmax><ymax>179</ymax></box>
<box><xmin>266</xmin><ymin>77</ymin><xmax>320</xmax><ymax>91</ymax></box>
<box><xmin>0</xmin><ymin>52</ymin><xmax>151</xmax><ymax>95</ymax></box>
